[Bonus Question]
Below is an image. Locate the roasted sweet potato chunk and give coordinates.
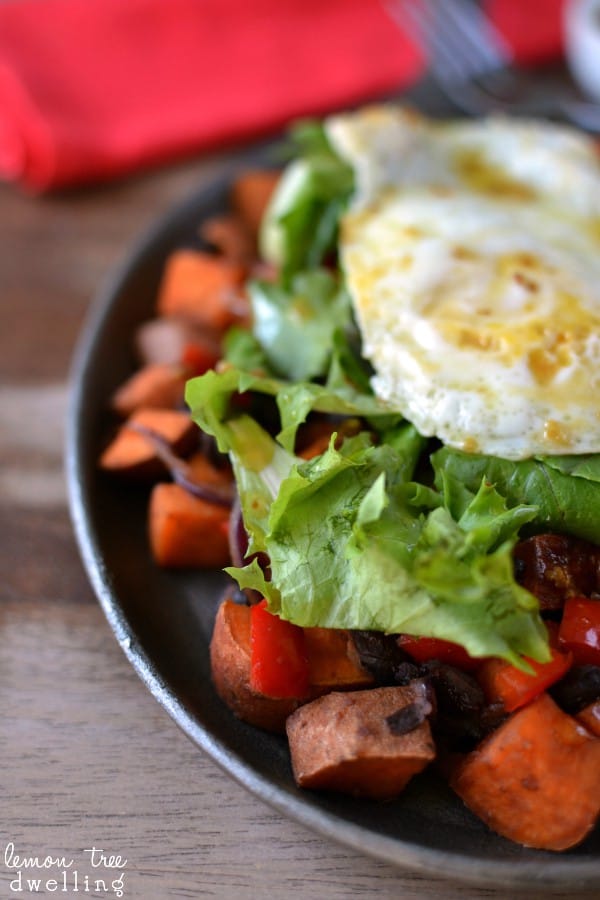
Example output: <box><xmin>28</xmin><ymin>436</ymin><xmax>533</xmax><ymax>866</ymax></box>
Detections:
<box><xmin>231</xmin><ymin>170</ymin><xmax>280</xmax><ymax>237</ymax></box>
<box><xmin>110</xmin><ymin>363</ymin><xmax>187</xmax><ymax>416</ymax></box>
<box><xmin>210</xmin><ymin>602</ymin><xmax>373</xmax><ymax>734</ymax></box>
<box><xmin>286</xmin><ymin>685</ymin><xmax>435</xmax><ymax>799</ymax></box>
<box><xmin>200</xmin><ymin>214</ymin><xmax>255</xmax><ymax>264</ymax></box>
<box><xmin>304</xmin><ymin>628</ymin><xmax>374</xmax><ymax>695</ymax></box>
<box><xmin>451</xmin><ymin>693</ymin><xmax>600</xmax><ymax>850</ymax></box>
<box><xmin>99</xmin><ymin>409</ymin><xmax>197</xmax><ymax>479</ymax></box>
<box><xmin>577</xmin><ymin>700</ymin><xmax>600</xmax><ymax>737</ymax></box>
<box><xmin>156</xmin><ymin>249</ymin><xmax>247</xmax><ymax>331</ymax></box>
<box><xmin>185</xmin><ymin>451</ymin><xmax>232</xmax><ymax>489</ymax></box>
<box><xmin>149</xmin><ymin>483</ymin><xmax>230</xmax><ymax>568</ymax></box>
<box><xmin>210</xmin><ymin>599</ymin><xmax>302</xmax><ymax>733</ymax></box>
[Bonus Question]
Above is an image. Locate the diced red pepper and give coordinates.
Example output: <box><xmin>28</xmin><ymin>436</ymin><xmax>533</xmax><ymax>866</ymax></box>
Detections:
<box><xmin>181</xmin><ymin>342</ymin><xmax>220</xmax><ymax>377</ymax></box>
<box><xmin>559</xmin><ymin>595</ymin><xmax>600</xmax><ymax>666</ymax></box>
<box><xmin>478</xmin><ymin>646</ymin><xmax>572</xmax><ymax>713</ymax></box>
<box><xmin>397</xmin><ymin>634</ymin><xmax>480</xmax><ymax>671</ymax></box>
<box><xmin>250</xmin><ymin>599</ymin><xmax>310</xmax><ymax>699</ymax></box>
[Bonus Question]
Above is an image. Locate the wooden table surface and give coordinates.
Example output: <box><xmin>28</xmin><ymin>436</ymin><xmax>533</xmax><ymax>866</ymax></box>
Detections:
<box><xmin>1</xmin><ymin>147</ymin><xmax>595</xmax><ymax>900</ymax></box>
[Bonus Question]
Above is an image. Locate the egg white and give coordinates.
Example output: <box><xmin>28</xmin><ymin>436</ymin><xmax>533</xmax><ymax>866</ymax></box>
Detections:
<box><xmin>326</xmin><ymin>106</ymin><xmax>600</xmax><ymax>459</ymax></box>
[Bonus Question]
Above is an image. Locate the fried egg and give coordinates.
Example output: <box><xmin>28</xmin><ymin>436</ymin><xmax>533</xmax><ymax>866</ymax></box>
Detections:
<box><xmin>325</xmin><ymin>106</ymin><xmax>600</xmax><ymax>460</ymax></box>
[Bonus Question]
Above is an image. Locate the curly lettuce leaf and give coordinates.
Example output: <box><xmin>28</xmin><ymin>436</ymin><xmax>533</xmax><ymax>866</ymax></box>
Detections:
<box><xmin>185</xmin><ymin>363</ymin><xmax>394</xmax><ymax>454</ymax></box>
<box><xmin>222</xmin><ymin>415</ymin><xmax>295</xmax><ymax>555</ymax></box>
<box><xmin>222</xmin><ymin>419</ymin><xmax>547</xmax><ymax>667</ymax></box>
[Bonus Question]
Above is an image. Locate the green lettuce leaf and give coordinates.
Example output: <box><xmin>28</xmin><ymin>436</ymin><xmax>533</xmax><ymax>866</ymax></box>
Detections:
<box><xmin>222</xmin><ymin>326</ymin><xmax>272</xmax><ymax>374</ymax></box>
<box><xmin>433</xmin><ymin>447</ymin><xmax>600</xmax><ymax>544</ymax></box>
<box><xmin>220</xmin><ymin>419</ymin><xmax>548</xmax><ymax>667</ymax></box>
<box><xmin>222</xmin><ymin>415</ymin><xmax>295</xmax><ymax>555</ymax></box>
<box><xmin>536</xmin><ymin>454</ymin><xmax>600</xmax><ymax>483</ymax></box>
<box><xmin>248</xmin><ymin>269</ymin><xmax>352</xmax><ymax>381</ymax></box>
<box><xmin>185</xmin><ymin>363</ymin><xmax>395</xmax><ymax>454</ymax></box>
<box><xmin>259</xmin><ymin>121</ymin><xmax>354</xmax><ymax>280</ymax></box>
<box><xmin>326</xmin><ymin>327</ymin><xmax>373</xmax><ymax>396</ymax></box>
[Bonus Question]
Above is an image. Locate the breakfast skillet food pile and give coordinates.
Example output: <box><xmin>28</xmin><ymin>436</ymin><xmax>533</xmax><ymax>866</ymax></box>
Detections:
<box><xmin>99</xmin><ymin>106</ymin><xmax>600</xmax><ymax>852</ymax></box>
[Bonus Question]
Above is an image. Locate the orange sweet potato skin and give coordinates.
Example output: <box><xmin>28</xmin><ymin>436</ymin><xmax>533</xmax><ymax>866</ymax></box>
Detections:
<box><xmin>286</xmin><ymin>685</ymin><xmax>435</xmax><ymax>799</ymax></box>
<box><xmin>304</xmin><ymin>627</ymin><xmax>374</xmax><ymax>695</ymax></box>
<box><xmin>210</xmin><ymin>599</ymin><xmax>302</xmax><ymax>733</ymax></box>
<box><xmin>577</xmin><ymin>701</ymin><xmax>600</xmax><ymax>738</ymax></box>
<box><xmin>156</xmin><ymin>249</ymin><xmax>247</xmax><ymax>331</ymax></box>
<box><xmin>99</xmin><ymin>408</ymin><xmax>197</xmax><ymax>480</ymax></box>
<box><xmin>149</xmin><ymin>483</ymin><xmax>230</xmax><ymax>568</ymax></box>
<box><xmin>200</xmin><ymin>214</ymin><xmax>256</xmax><ymax>264</ymax></box>
<box><xmin>209</xmin><ymin>601</ymin><xmax>373</xmax><ymax>734</ymax></box>
<box><xmin>185</xmin><ymin>451</ymin><xmax>232</xmax><ymax>489</ymax></box>
<box><xmin>450</xmin><ymin>693</ymin><xmax>600</xmax><ymax>850</ymax></box>
<box><xmin>110</xmin><ymin>363</ymin><xmax>187</xmax><ymax>417</ymax></box>
<box><xmin>231</xmin><ymin>170</ymin><xmax>280</xmax><ymax>237</ymax></box>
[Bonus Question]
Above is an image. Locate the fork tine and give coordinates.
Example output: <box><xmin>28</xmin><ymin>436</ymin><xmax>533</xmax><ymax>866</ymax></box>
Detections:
<box><xmin>383</xmin><ymin>0</ymin><xmax>593</xmax><ymax>124</ymax></box>
<box><xmin>385</xmin><ymin>0</ymin><xmax>511</xmax><ymax>82</ymax></box>
<box><xmin>439</xmin><ymin>0</ymin><xmax>511</xmax><ymax>71</ymax></box>
<box><xmin>385</xmin><ymin>0</ymin><xmax>474</xmax><ymax>83</ymax></box>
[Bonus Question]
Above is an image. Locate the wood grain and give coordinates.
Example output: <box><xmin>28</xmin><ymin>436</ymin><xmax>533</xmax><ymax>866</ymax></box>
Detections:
<box><xmin>0</xmin><ymin>154</ymin><xmax>593</xmax><ymax>900</ymax></box>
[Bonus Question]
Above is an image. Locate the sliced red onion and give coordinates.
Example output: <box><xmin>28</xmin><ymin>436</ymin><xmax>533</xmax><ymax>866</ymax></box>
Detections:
<box><xmin>126</xmin><ymin>421</ymin><xmax>234</xmax><ymax>507</ymax></box>
<box><xmin>228</xmin><ymin>495</ymin><xmax>248</xmax><ymax>567</ymax></box>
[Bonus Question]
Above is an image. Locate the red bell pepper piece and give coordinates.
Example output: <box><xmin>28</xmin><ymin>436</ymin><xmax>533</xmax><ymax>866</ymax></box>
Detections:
<box><xmin>250</xmin><ymin>599</ymin><xmax>310</xmax><ymax>699</ymax></box>
<box><xmin>397</xmin><ymin>634</ymin><xmax>480</xmax><ymax>671</ymax></box>
<box><xmin>559</xmin><ymin>595</ymin><xmax>600</xmax><ymax>666</ymax></box>
<box><xmin>181</xmin><ymin>341</ymin><xmax>220</xmax><ymax>377</ymax></box>
<box><xmin>478</xmin><ymin>646</ymin><xmax>572</xmax><ymax>713</ymax></box>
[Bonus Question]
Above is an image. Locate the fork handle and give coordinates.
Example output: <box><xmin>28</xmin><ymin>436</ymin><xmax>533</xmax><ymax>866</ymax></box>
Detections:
<box><xmin>419</xmin><ymin>76</ymin><xmax>600</xmax><ymax>135</ymax></box>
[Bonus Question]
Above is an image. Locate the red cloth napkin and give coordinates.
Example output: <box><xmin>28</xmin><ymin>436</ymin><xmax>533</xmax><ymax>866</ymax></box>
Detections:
<box><xmin>0</xmin><ymin>0</ymin><xmax>566</xmax><ymax>192</ymax></box>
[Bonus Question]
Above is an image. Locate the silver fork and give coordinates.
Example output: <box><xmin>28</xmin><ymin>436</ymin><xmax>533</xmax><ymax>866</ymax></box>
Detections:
<box><xmin>384</xmin><ymin>0</ymin><xmax>600</xmax><ymax>132</ymax></box>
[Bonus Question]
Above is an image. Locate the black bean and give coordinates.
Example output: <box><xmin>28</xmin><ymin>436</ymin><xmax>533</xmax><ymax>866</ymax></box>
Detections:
<box><xmin>386</xmin><ymin>697</ymin><xmax>433</xmax><ymax>736</ymax></box>
<box><xmin>549</xmin><ymin>665</ymin><xmax>600</xmax><ymax>714</ymax></box>
<box><xmin>420</xmin><ymin>660</ymin><xmax>485</xmax><ymax>715</ymax></box>
<box><xmin>350</xmin><ymin>631</ymin><xmax>416</xmax><ymax>685</ymax></box>
<box><xmin>393</xmin><ymin>661</ymin><xmax>423</xmax><ymax>686</ymax></box>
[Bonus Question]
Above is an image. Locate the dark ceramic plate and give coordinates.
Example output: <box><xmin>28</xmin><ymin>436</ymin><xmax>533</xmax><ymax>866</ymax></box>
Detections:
<box><xmin>66</xmin><ymin>149</ymin><xmax>600</xmax><ymax>892</ymax></box>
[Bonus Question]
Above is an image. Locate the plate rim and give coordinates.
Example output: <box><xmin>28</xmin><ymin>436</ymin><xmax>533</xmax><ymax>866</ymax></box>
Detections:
<box><xmin>65</xmin><ymin>157</ymin><xmax>600</xmax><ymax>891</ymax></box>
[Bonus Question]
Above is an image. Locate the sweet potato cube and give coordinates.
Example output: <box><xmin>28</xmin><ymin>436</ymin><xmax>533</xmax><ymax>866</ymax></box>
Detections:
<box><xmin>577</xmin><ymin>700</ymin><xmax>600</xmax><ymax>738</ymax></box>
<box><xmin>286</xmin><ymin>685</ymin><xmax>435</xmax><ymax>799</ymax></box>
<box><xmin>304</xmin><ymin>628</ymin><xmax>374</xmax><ymax>694</ymax></box>
<box><xmin>186</xmin><ymin>451</ymin><xmax>232</xmax><ymax>489</ymax></box>
<box><xmin>110</xmin><ymin>363</ymin><xmax>187</xmax><ymax>416</ymax></box>
<box><xmin>450</xmin><ymin>693</ymin><xmax>600</xmax><ymax>850</ymax></box>
<box><xmin>210</xmin><ymin>599</ymin><xmax>302</xmax><ymax>733</ymax></box>
<box><xmin>149</xmin><ymin>483</ymin><xmax>230</xmax><ymax>568</ymax></box>
<box><xmin>231</xmin><ymin>170</ymin><xmax>280</xmax><ymax>236</ymax></box>
<box><xmin>156</xmin><ymin>249</ymin><xmax>247</xmax><ymax>331</ymax></box>
<box><xmin>200</xmin><ymin>214</ymin><xmax>255</xmax><ymax>263</ymax></box>
<box><xmin>99</xmin><ymin>408</ymin><xmax>196</xmax><ymax>479</ymax></box>
<box><xmin>209</xmin><ymin>603</ymin><xmax>374</xmax><ymax>734</ymax></box>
